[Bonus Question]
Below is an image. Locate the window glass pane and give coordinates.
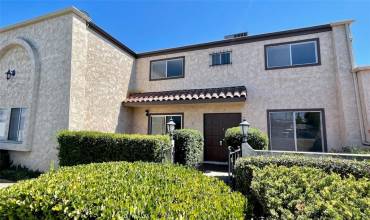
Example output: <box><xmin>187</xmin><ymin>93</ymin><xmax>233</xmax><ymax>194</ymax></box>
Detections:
<box><xmin>221</xmin><ymin>52</ymin><xmax>231</xmax><ymax>64</ymax></box>
<box><xmin>8</xmin><ymin>108</ymin><xmax>21</xmax><ymax>141</ymax></box>
<box><xmin>295</xmin><ymin>112</ymin><xmax>323</xmax><ymax>152</ymax></box>
<box><xmin>166</xmin><ymin>116</ymin><xmax>182</xmax><ymax>130</ymax></box>
<box><xmin>151</xmin><ymin>60</ymin><xmax>166</xmax><ymax>79</ymax></box>
<box><xmin>267</xmin><ymin>44</ymin><xmax>291</xmax><ymax>68</ymax></box>
<box><xmin>270</xmin><ymin>112</ymin><xmax>295</xmax><ymax>151</ymax></box>
<box><xmin>291</xmin><ymin>42</ymin><xmax>317</xmax><ymax>65</ymax></box>
<box><xmin>212</xmin><ymin>54</ymin><xmax>221</xmax><ymax>65</ymax></box>
<box><xmin>167</xmin><ymin>59</ymin><xmax>183</xmax><ymax>78</ymax></box>
<box><xmin>0</xmin><ymin>109</ymin><xmax>9</xmax><ymax>141</ymax></box>
<box><xmin>151</xmin><ymin>116</ymin><xmax>165</xmax><ymax>135</ymax></box>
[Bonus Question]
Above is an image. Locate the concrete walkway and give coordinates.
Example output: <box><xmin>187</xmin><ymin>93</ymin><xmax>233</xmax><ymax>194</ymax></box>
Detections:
<box><xmin>0</xmin><ymin>179</ymin><xmax>15</xmax><ymax>189</ymax></box>
<box><xmin>203</xmin><ymin>170</ymin><xmax>229</xmax><ymax>183</ymax></box>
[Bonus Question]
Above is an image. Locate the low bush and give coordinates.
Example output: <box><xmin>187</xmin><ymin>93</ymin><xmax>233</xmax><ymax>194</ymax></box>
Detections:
<box><xmin>251</xmin><ymin>165</ymin><xmax>370</xmax><ymax>219</ymax></box>
<box><xmin>0</xmin><ymin>165</ymin><xmax>41</xmax><ymax>181</ymax></box>
<box><xmin>224</xmin><ymin>127</ymin><xmax>268</xmax><ymax>150</ymax></box>
<box><xmin>342</xmin><ymin>145</ymin><xmax>370</xmax><ymax>154</ymax></box>
<box><xmin>173</xmin><ymin>129</ymin><xmax>203</xmax><ymax>167</ymax></box>
<box><xmin>0</xmin><ymin>162</ymin><xmax>246</xmax><ymax>219</ymax></box>
<box><xmin>234</xmin><ymin>155</ymin><xmax>370</xmax><ymax>194</ymax></box>
<box><xmin>57</xmin><ymin>130</ymin><xmax>171</xmax><ymax>166</ymax></box>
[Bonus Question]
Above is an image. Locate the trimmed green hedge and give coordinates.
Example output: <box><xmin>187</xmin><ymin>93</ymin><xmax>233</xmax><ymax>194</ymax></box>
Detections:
<box><xmin>252</xmin><ymin>165</ymin><xmax>370</xmax><ymax>219</ymax></box>
<box><xmin>173</xmin><ymin>129</ymin><xmax>203</xmax><ymax>167</ymax></box>
<box><xmin>57</xmin><ymin>130</ymin><xmax>171</xmax><ymax>166</ymax></box>
<box><xmin>234</xmin><ymin>155</ymin><xmax>370</xmax><ymax>194</ymax></box>
<box><xmin>224</xmin><ymin>127</ymin><xmax>268</xmax><ymax>150</ymax></box>
<box><xmin>0</xmin><ymin>162</ymin><xmax>246</xmax><ymax>219</ymax></box>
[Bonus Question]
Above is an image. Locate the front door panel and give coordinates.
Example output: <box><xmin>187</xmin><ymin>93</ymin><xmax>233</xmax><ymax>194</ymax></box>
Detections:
<box><xmin>204</xmin><ymin>113</ymin><xmax>241</xmax><ymax>162</ymax></box>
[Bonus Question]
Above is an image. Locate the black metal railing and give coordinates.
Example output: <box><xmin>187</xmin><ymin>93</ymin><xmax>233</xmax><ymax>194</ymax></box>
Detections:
<box><xmin>228</xmin><ymin>146</ymin><xmax>241</xmax><ymax>180</ymax></box>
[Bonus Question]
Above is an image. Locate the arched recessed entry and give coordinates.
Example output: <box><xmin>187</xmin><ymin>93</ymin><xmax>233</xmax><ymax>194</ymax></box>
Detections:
<box><xmin>0</xmin><ymin>38</ymin><xmax>40</xmax><ymax>151</ymax></box>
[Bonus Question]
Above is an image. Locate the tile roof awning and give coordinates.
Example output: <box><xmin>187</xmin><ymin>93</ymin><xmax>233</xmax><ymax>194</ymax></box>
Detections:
<box><xmin>123</xmin><ymin>86</ymin><xmax>247</xmax><ymax>106</ymax></box>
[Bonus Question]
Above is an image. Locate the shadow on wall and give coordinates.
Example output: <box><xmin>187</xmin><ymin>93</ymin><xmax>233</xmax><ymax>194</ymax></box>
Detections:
<box><xmin>115</xmin><ymin>105</ymin><xmax>133</xmax><ymax>134</ymax></box>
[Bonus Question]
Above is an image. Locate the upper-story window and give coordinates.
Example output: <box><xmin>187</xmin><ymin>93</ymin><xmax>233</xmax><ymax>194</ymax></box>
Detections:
<box><xmin>265</xmin><ymin>39</ymin><xmax>319</xmax><ymax>69</ymax></box>
<box><xmin>150</xmin><ymin>57</ymin><xmax>184</xmax><ymax>80</ymax></box>
<box><xmin>210</xmin><ymin>51</ymin><xmax>232</xmax><ymax>66</ymax></box>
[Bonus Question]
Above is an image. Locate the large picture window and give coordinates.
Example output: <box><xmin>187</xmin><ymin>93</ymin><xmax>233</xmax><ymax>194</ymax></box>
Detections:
<box><xmin>265</xmin><ymin>39</ymin><xmax>319</xmax><ymax>69</ymax></box>
<box><xmin>149</xmin><ymin>114</ymin><xmax>183</xmax><ymax>134</ymax></box>
<box><xmin>150</xmin><ymin>57</ymin><xmax>184</xmax><ymax>80</ymax></box>
<box><xmin>268</xmin><ymin>109</ymin><xmax>325</xmax><ymax>152</ymax></box>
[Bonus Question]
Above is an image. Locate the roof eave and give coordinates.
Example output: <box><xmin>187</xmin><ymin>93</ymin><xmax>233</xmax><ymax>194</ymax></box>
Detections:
<box><xmin>0</xmin><ymin>6</ymin><xmax>91</xmax><ymax>33</ymax></box>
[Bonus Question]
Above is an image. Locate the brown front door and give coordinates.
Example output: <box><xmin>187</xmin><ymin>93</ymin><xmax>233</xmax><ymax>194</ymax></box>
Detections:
<box><xmin>204</xmin><ymin>113</ymin><xmax>241</xmax><ymax>162</ymax></box>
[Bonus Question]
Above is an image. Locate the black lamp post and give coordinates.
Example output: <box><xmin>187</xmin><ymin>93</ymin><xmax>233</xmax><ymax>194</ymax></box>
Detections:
<box><xmin>166</xmin><ymin>118</ymin><xmax>176</xmax><ymax>163</ymax></box>
<box><xmin>240</xmin><ymin>119</ymin><xmax>250</xmax><ymax>143</ymax></box>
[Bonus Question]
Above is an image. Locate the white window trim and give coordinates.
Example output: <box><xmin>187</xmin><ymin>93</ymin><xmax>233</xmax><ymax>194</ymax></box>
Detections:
<box><xmin>269</xmin><ymin>110</ymin><xmax>324</xmax><ymax>152</ymax></box>
<box><xmin>151</xmin><ymin>58</ymin><xmax>184</xmax><ymax>79</ymax></box>
<box><xmin>266</xmin><ymin>40</ymin><xmax>318</xmax><ymax>68</ymax></box>
<box><xmin>150</xmin><ymin>114</ymin><xmax>183</xmax><ymax>134</ymax></box>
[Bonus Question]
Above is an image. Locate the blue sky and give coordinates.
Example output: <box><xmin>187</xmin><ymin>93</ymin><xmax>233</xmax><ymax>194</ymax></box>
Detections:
<box><xmin>0</xmin><ymin>0</ymin><xmax>369</xmax><ymax>65</ymax></box>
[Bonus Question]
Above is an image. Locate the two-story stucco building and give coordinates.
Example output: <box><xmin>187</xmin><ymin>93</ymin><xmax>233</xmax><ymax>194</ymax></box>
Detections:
<box><xmin>1</xmin><ymin>7</ymin><xmax>369</xmax><ymax>171</ymax></box>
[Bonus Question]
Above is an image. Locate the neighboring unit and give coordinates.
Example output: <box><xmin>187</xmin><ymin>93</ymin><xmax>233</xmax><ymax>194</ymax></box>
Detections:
<box><xmin>0</xmin><ymin>7</ymin><xmax>369</xmax><ymax>170</ymax></box>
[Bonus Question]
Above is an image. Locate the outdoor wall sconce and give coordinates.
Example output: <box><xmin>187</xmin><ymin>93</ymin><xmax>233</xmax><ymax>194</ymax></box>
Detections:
<box><xmin>240</xmin><ymin>119</ymin><xmax>250</xmax><ymax>143</ymax></box>
<box><xmin>5</xmin><ymin>69</ymin><xmax>16</xmax><ymax>80</ymax></box>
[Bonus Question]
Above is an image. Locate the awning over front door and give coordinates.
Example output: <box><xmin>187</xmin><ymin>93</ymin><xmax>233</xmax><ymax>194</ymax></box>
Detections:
<box><xmin>122</xmin><ymin>86</ymin><xmax>247</xmax><ymax>106</ymax></box>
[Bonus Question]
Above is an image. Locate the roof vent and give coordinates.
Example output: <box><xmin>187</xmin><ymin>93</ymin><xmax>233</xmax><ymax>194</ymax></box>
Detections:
<box><xmin>224</xmin><ymin>32</ymin><xmax>248</xmax><ymax>40</ymax></box>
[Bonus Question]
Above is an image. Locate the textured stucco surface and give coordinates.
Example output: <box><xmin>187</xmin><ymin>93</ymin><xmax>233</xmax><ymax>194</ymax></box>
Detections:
<box><xmin>0</xmin><ymin>14</ymin><xmax>73</xmax><ymax>171</ymax></box>
<box><xmin>356</xmin><ymin>69</ymin><xmax>370</xmax><ymax>142</ymax></box>
<box><xmin>132</xmin><ymin>29</ymin><xmax>362</xmax><ymax>151</ymax></box>
<box><xmin>0</xmin><ymin>8</ymin><xmax>366</xmax><ymax>170</ymax></box>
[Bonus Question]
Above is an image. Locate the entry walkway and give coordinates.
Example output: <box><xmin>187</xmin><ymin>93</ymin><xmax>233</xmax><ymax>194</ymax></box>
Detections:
<box><xmin>0</xmin><ymin>179</ymin><xmax>15</xmax><ymax>189</ymax></box>
<box><xmin>200</xmin><ymin>163</ymin><xmax>229</xmax><ymax>183</ymax></box>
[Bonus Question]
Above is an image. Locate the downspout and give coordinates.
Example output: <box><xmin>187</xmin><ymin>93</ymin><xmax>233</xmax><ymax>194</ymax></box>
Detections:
<box><xmin>344</xmin><ymin>23</ymin><xmax>370</xmax><ymax>146</ymax></box>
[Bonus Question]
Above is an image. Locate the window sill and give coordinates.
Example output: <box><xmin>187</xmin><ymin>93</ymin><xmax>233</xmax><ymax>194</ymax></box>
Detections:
<box><xmin>265</xmin><ymin>62</ymin><xmax>320</xmax><ymax>70</ymax></box>
<box><xmin>149</xmin><ymin>76</ymin><xmax>184</xmax><ymax>81</ymax></box>
<box><xmin>209</xmin><ymin>63</ymin><xmax>232</xmax><ymax>67</ymax></box>
<box><xmin>0</xmin><ymin>140</ymin><xmax>23</xmax><ymax>144</ymax></box>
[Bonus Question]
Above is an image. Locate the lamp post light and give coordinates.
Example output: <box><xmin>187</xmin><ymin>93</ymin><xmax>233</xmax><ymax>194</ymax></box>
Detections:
<box><xmin>166</xmin><ymin>118</ymin><xmax>176</xmax><ymax>163</ymax></box>
<box><xmin>240</xmin><ymin>119</ymin><xmax>250</xmax><ymax>143</ymax></box>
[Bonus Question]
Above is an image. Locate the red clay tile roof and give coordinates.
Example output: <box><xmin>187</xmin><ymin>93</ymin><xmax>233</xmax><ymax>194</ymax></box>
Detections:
<box><xmin>123</xmin><ymin>86</ymin><xmax>247</xmax><ymax>105</ymax></box>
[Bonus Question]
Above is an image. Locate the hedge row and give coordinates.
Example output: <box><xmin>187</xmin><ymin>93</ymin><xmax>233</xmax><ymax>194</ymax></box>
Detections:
<box><xmin>224</xmin><ymin>127</ymin><xmax>268</xmax><ymax>150</ymax></box>
<box><xmin>235</xmin><ymin>154</ymin><xmax>370</xmax><ymax>194</ymax></box>
<box><xmin>173</xmin><ymin>129</ymin><xmax>203</xmax><ymax>167</ymax></box>
<box><xmin>0</xmin><ymin>162</ymin><xmax>246</xmax><ymax>219</ymax></box>
<box><xmin>252</xmin><ymin>165</ymin><xmax>370</xmax><ymax>219</ymax></box>
<box><xmin>57</xmin><ymin>131</ymin><xmax>171</xmax><ymax>166</ymax></box>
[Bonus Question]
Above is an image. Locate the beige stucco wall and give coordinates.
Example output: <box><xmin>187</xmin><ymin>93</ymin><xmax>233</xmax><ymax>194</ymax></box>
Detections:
<box><xmin>0</xmin><ymin>14</ymin><xmax>74</xmax><ymax>171</ymax></box>
<box><xmin>132</xmin><ymin>26</ymin><xmax>362</xmax><ymax>151</ymax></box>
<box><xmin>69</xmin><ymin>15</ymin><xmax>135</xmax><ymax>134</ymax></box>
<box><xmin>356</xmin><ymin>68</ymin><xmax>370</xmax><ymax>142</ymax></box>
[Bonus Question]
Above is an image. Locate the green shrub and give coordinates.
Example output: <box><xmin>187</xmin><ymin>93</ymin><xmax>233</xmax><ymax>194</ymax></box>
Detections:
<box><xmin>251</xmin><ymin>165</ymin><xmax>370</xmax><ymax>219</ymax></box>
<box><xmin>0</xmin><ymin>162</ymin><xmax>246</xmax><ymax>219</ymax></box>
<box><xmin>234</xmin><ymin>155</ymin><xmax>370</xmax><ymax>194</ymax></box>
<box><xmin>0</xmin><ymin>165</ymin><xmax>41</xmax><ymax>181</ymax></box>
<box><xmin>57</xmin><ymin>130</ymin><xmax>171</xmax><ymax>166</ymax></box>
<box><xmin>342</xmin><ymin>145</ymin><xmax>370</xmax><ymax>154</ymax></box>
<box><xmin>224</xmin><ymin>127</ymin><xmax>268</xmax><ymax>150</ymax></box>
<box><xmin>173</xmin><ymin>129</ymin><xmax>203</xmax><ymax>167</ymax></box>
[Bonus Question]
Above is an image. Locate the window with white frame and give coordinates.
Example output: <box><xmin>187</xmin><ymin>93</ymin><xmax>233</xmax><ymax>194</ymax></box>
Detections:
<box><xmin>266</xmin><ymin>39</ymin><xmax>319</xmax><ymax>69</ymax></box>
<box><xmin>0</xmin><ymin>108</ymin><xmax>26</xmax><ymax>142</ymax></box>
<box><xmin>210</xmin><ymin>51</ymin><xmax>232</xmax><ymax>66</ymax></box>
<box><xmin>150</xmin><ymin>57</ymin><xmax>184</xmax><ymax>80</ymax></box>
<box><xmin>149</xmin><ymin>114</ymin><xmax>182</xmax><ymax>134</ymax></box>
<box><xmin>268</xmin><ymin>110</ymin><xmax>325</xmax><ymax>152</ymax></box>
